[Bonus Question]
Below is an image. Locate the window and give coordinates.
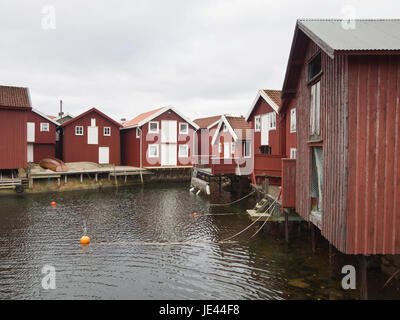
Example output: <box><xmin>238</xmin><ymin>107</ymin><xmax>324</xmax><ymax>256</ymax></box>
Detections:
<box><xmin>179</xmin><ymin>145</ymin><xmax>189</xmax><ymax>157</ymax></box>
<box><xmin>149</xmin><ymin>121</ymin><xmax>159</xmax><ymax>133</ymax></box>
<box><xmin>103</xmin><ymin>127</ymin><xmax>111</xmax><ymax>136</ymax></box>
<box><xmin>290</xmin><ymin>108</ymin><xmax>296</xmax><ymax>133</ymax></box>
<box><xmin>148</xmin><ymin>144</ymin><xmax>159</xmax><ymax>158</ymax></box>
<box><xmin>136</xmin><ymin>128</ymin><xmax>141</xmax><ymax>138</ymax></box>
<box><xmin>75</xmin><ymin>126</ymin><xmax>83</xmax><ymax>135</ymax></box>
<box><xmin>244</xmin><ymin>141</ymin><xmax>251</xmax><ymax>158</ymax></box>
<box><xmin>269</xmin><ymin>112</ymin><xmax>276</xmax><ymax>130</ymax></box>
<box><xmin>223</xmin><ymin>124</ymin><xmax>228</xmax><ymax>132</ymax></box>
<box><xmin>259</xmin><ymin>145</ymin><xmax>272</xmax><ymax>155</ymax></box>
<box><xmin>231</xmin><ymin>142</ymin><xmax>235</xmax><ymax>154</ymax></box>
<box><xmin>255</xmin><ymin>116</ymin><xmax>261</xmax><ymax>132</ymax></box>
<box><xmin>218</xmin><ymin>143</ymin><xmax>222</xmax><ymax>153</ymax></box>
<box><xmin>290</xmin><ymin>148</ymin><xmax>297</xmax><ymax>159</ymax></box>
<box><xmin>91</xmin><ymin>118</ymin><xmax>96</xmax><ymax>127</ymax></box>
<box><xmin>308</xmin><ymin>53</ymin><xmax>322</xmax><ymax>82</ymax></box>
<box><xmin>310</xmin><ymin>81</ymin><xmax>321</xmax><ymax>136</ymax></box>
<box><xmin>40</xmin><ymin>123</ymin><xmax>49</xmax><ymax>132</ymax></box>
<box><xmin>179</xmin><ymin>122</ymin><xmax>188</xmax><ymax>134</ymax></box>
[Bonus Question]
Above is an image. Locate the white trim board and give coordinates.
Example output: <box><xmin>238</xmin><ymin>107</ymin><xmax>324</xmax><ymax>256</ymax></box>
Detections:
<box><xmin>211</xmin><ymin>115</ymin><xmax>238</xmax><ymax>146</ymax></box>
<box><xmin>122</xmin><ymin>106</ymin><xmax>200</xmax><ymax>131</ymax></box>
<box><xmin>245</xmin><ymin>90</ymin><xmax>280</xmax><ymax>122</ymax></box>
<box><xmin>32</xmin><ymin>108</ymin><xmax>60</xmax><ymax>126</ymax></box>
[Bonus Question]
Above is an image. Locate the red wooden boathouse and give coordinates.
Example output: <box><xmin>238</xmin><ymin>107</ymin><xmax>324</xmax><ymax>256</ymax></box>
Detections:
<box><xmin>60</xmin><ymin>108</ymin><xmax>122</xmax><ymax>165</ymax></box>
<box><xmin>245</xmin><ymin>90</ymin><xmax>284</xmax><ymax>185</ymax></box>
<box><xmin>0</xmin><ymin>85</ymin><xmax>32</xmax><ymax>170</ymax></box>
<box><xmin>27</xmin><ymin>109</ymin><xmax>58</xmax><ymax>163</ymax></box>
<box><xmin>282</xmin><ymin>19</ymin><xmax>400</xmax><ymax>255</ymax></box>
<box><xmin>193</xmin><ymin>115</ymin><xmax>221</xmax><ymax>165</ymax></box>
<box><xmin>121</xmin><ymin>106</ymin><xmax>199</xmax><ymax>168</ymax></box>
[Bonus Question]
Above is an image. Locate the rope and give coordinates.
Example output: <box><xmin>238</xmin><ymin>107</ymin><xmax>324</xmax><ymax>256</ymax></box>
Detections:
<box><xmin>93</xmin><ymin>240</ymin><xmax>238</xmax><ymax>246</ymax></box>
<box><xmin>222</xmin><ymin>191</ymin><xmax>281</xmax><ymax>242</ymax></box>
<box><xmin>210</xmin><ymin>190</ymin><xmax>255</xmax><ymax>207</ymax></box>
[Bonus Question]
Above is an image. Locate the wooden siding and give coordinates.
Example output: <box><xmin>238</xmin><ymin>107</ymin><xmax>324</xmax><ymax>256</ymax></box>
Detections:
<box><xmin>62</xmin><ymin>110</ymin><xmax>121</xmax><ymax>165</ymax></box>
<box><xmin>282</xmin><ymin>159</ymin><xmax>296</xmax><ymax>208</ymax></box>
<box><xmin>347</xmin><ymin>55</ymin><xmax>400</xmax><ymax>254</ymax></box>
<box><xmin>296</xmin><ymin>40</ymin><xmax>349</xmax><ymax>252</ymax></box>
<box><xmin>0</xmin><ymin>109</ymin><xmax>28</xmax><ymax>169</ymax></box>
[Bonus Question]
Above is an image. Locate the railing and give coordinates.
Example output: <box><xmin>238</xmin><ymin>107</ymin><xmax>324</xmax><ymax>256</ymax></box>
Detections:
<box><xmin>282</xmin><ymin>158</ymin><xmax>296</xmax><ymax>208</ymax></box>
<box><xmin>254</xmin><ymin>154</ymin><xmax>283</xmax><ymax>178</ymax></box>
<box><xmin>193</xmin><ymin>155</ymin><xmax>249</xmax><ymax>176</ymax></box>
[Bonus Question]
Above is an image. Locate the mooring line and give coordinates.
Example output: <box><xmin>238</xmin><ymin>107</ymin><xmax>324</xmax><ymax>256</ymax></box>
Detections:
<box><xmin>92</xmin><ymin>240</ymin><xmax>239</xmax><ymax>246</ymax></box>
<box><xmin>210</xmin><ymin>191</ymin><xmax>255</xmax><ymax>207</ymax></box>
<box><xmin>222</xmin><ymin>191</ymin><xmax>281</xmax><ymax>242</ymax></box>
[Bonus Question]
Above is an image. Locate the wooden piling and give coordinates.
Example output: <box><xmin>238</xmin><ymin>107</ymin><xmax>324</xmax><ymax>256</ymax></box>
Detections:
<box><xmin>311</xmin><ymin>223</ymin><xmax>316</xmax><ymax>254</ymax></box>
<box><xmin>284</xmin><ymin>210</ymin><xmax>289</xmax><ymax>243</ymax></box>
<box><xmin>359</xmin><ymin>255</ymin><xmax>368</xmax><ymax>300</ymax></box>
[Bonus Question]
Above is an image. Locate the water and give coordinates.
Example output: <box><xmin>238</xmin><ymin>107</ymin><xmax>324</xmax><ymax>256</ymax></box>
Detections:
<box><xmin>0</xmin><ymin>183</ymin><xmax>397</xmax><ymax>299</ymax></box>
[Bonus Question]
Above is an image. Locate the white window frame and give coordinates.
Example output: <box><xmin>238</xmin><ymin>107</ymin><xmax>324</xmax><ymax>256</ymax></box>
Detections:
<box><xmin>244</xmin><ymin>141</ymin><xmax>251</xmax><ymax>158</ymax></box>
<box><xmin>254</xmin><ymin>115</ymin><xmax>261</xmax><ymax>132</ymax></box>
<box><xmin>269</xmin><ymin>112</ymin><xmax>276</xmax><ymax>130</ymax></box>
<box><xmin>290</xmin><ymin>108</ymin><xmax>296</xmax><ymax>133</ymax></box>
<box><xmin>231</xmin><ymin>142</ymin><xmax>235</xmax><ymax>154</ymax></box>
<box><xmin>218</xmin><ymin>143</ymin><xmax>222</xmax><ymax>153</ymax></box>
<box><xmin>179</xmin><ymin>122</ymin><xmax>189</xmax><ymax>134</ymax></box>
<box><xmin>103</xmin><ymin>127</ymin><xmax>111</xmax><ymax>136</ymax></box>
<box><xmin>91</xmin><ymin>118</ymin><xmax>96</xmax><ymax>127</ymax></box>
<box><xmin>136</xmin><ymin>128</ymin><xmax>141</xmax><ymax>138</ymax></box>
<box><xmin>310</xmin><ymin>81</ymin><xmax>321</xmax><ymax>136</ymax></box>
<box><xmin>290</xmin><ymin>148</ymin><xmax>297</xmax><ymax>159</ymax></box>
<box><xmin>178</xmin><ymin>144</ymin><xmax>189</xmax><ymax>157</ymax></box>
<box><xmin>75</xmin><ymin>126</ymin><xmax>84</xmax><ymax>136</ymax></box>
<box><xmin>148</xmin><ymin>144</ymin><xmax>159</xmax><ymax>158</ymax></box>
<box><xmin>40</xmin><ymin>123</ymin><xmax>49</xmax><ymax>132</ymax></box>
<box><xmin>149</xmin><ymin>121</ymin><xmax>159</xmax><ymax>134</ymax></box>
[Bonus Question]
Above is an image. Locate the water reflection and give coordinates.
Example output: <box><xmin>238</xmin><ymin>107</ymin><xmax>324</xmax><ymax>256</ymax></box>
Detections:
<box><xmin>0</xmin><ymin>184</ymin><xmax>395</xmax><ymax>299</ymax></box>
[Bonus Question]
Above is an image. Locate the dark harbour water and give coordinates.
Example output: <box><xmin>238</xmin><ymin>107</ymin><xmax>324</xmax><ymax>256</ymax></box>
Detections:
<box><xmin>0</xmin><ymin>183</ymin><xmax>398</xmax><ymax>300</ymax></box>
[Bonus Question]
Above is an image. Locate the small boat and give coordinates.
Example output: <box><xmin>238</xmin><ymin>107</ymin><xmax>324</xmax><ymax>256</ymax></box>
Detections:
<box><xmin>39</xmin><ymin>157</ymin><xmax>68</xmax><ymax>172</ymax></box>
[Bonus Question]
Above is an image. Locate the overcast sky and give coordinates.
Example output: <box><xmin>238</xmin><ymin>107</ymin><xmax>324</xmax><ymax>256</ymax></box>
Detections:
<box><xmin>1</xmin><ymin>0</ymin><xmax>399</xmax><ymax>121</ymax></box>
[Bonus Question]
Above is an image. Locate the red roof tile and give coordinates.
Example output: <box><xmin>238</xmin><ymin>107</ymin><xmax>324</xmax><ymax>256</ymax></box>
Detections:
<box><xmin>0</xmin><ymin>85</ymin><xmax>31</xmax><ymax>109</ymax></box>
<box><xmin>193</xmin><ymin>115</ymin><xmax>222</xmax><ymax>129</ymax></box>
<box><xmin>262</xmin><ymin>89</ymin><xmax>282</xmax><ymax>107</ymax></box>
<box><xmin>226</xmin><ymin>116</ymin><xmax>252</xmax><ymax>140</ymax></box>
<box><xmin>123</xmin><ymin>107</ymin><xmax>164</xmax><ymax>128</ymax></box>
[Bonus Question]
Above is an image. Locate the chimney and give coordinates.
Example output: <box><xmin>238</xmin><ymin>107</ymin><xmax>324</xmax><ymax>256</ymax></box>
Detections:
<box><xmin>121</xmin><ymin>118</ymin><xmax>127</xmax><ymax>125</ymax></box>
<box><xmin>59</xmin><ymin>100</ymin><xmax>64</xmax><ymax>117</ymax></box>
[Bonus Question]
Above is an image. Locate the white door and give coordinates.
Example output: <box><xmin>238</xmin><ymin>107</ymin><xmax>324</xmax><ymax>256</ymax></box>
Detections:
<box><xmin>161</xmin><ymin>120</ymin><xmax>177</xmax><ymax>143</ymax></box>
<box><xmin>99</xmin><ymin>147</ymin><xmax>109</xmax><ymax>164</ymax></box>
<box><xmin>161</xmin><ymin>120</ymin><xmax>177</xmax><ymax>166</ymax></box>
<box><xmin>224</xmin><ymin>142</ymin><xmax>230</xmax><ymax>159</ymax></box>
<box><xmin>161</xmin><ymin>144</ymin><xmax>177</xmax><ymax>166</ymax></box>
<box><xmin>27</xmin><ymin>144</ymin><xmax>34</xmax><ymax>162</ymax></box>
<box><xmin>260</xmin><ymin>114</ymin><xmax>270</xmax><ymax>146</ymax></box>
<box><xmin>27</xmin><ymin>122</ymin><xmax>35</xmax><ymax>142</ymax></box>
<box><xmin>88</xmin><ymin>126</ymin><xmax>98</xmax><ymax>145</ymax></box>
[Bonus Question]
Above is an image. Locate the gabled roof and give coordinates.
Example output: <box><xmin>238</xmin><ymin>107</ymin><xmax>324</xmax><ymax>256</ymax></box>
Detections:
<box><xmin>282</xmin><ymin>19</ymin><xmax>400</xmax><ymax>104</ymax></box>
<box><xmin>55</xmin><ymin>112</ymin><xmax>74</xmax><ymax>122</ymax></box>
<box><xmin>298</xmin><ymin>19</ymin><xmax>400</xmax><ymax>59</ymax></box>
<box><xmin>211</xmin><ymin>115</ymin><xmax>252</xmax><ymax>145</ymax></box>
<box><xmin>122</xmin><ymin>106</ymin><xmax>199</xmax><ymax>130</ymax></box>
<box><xmin>193</xmin><ymin>115</ymin><xmax>222</xmax><ymax>129</ymax></box>
<box><xmin>61</xmin><ymin>107</ymin><xmax>122</xmax><ymax>128</ymax></box>
<box><xmin>245</xmin><ymin>89</ymin><xmax>281</xmax><ymax>121</ymax></box>
<box><xmin>32</xmin><ymin>108</ymin><xmax>60</xmax><ymax>126</ymax></box>
<box><xmin>0</xmin><ymin>85</ymin><xmax>32</xmax><ymax>110</ymax></box>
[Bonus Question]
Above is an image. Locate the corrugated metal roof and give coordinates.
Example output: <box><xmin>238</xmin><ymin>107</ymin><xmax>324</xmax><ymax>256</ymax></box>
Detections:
<box><xmin>298</xmin><ymin>19</ymin><xmax>400</xmax><ymax>55</ymax></box>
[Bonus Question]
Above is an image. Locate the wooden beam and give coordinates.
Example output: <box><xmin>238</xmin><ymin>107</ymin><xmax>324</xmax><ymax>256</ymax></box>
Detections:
<box><xmin>359</xmin><ymin>255</ymin><xmax>368</xmax><ymax>300</ymax></box>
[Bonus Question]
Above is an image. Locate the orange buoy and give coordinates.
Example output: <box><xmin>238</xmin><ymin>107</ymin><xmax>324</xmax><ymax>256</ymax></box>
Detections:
<box><xmin>193</xmin><ymin>212</ymin><xmax>198</xmax><ymax>217</ymax></box>
<box><xmin>80</xmin><ymin>236</ymin><xmax>90</xmax><ymax>244</ymax></box>
<box><xmin>51</xmin><ymin>201</ymin><xmax>56</xmax><ymax>207</ymax></box>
